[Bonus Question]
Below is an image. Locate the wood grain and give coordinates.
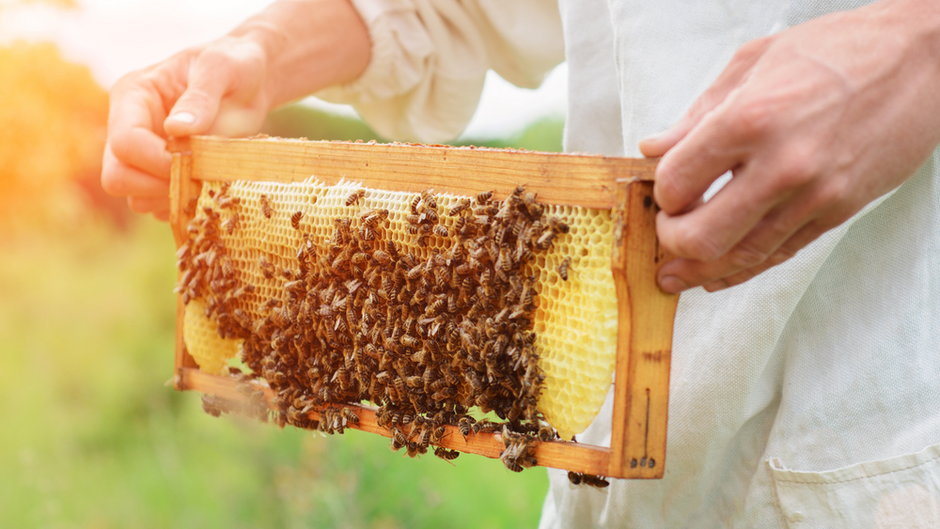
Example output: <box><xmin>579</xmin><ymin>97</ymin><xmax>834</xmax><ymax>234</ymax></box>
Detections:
<box><xmin>179</xmin><ymin>368</ymin><xmax>613</xmax><ymax>476</ymax></box>
<box><xmin>608</xmin><ymin>180</ymin><xmax>679</xmax><ymax>478</ymax></box>
<box><xmin>177</xmin><ymin>136</ymin><xmax>658</xmax><ymax>210</ymax></box>
<box><xmin>169</xmin><ymin>148</ymin><xmax>199</xmax><ymax>377</ymax></box>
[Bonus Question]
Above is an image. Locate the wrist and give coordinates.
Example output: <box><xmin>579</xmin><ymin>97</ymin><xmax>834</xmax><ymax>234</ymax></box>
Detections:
<box><xmin>227</xmin><ymin>20</ymin><xmax>286</xmax><ymax>112</ymax></box>
<box><xmin>873</xmin><ymin>0</ymin><xmax>940</xmax><ymax>53</ymax></box>
<box><xmin>229</xmin><ymin>0</ymin><xmax>371</xmax><ymax>108</ymax></box>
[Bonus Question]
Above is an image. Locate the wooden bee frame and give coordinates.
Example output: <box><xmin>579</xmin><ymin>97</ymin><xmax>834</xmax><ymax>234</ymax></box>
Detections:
<box><xmin>168</xmin><ymin>136</ymin><xmax>678</xmax><ymax>479</ymax></box>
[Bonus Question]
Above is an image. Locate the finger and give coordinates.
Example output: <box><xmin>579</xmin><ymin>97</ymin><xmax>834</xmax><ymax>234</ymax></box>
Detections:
<box><xmin>107</xmin><ymin>86</ymin><xmax>173</xmax><ymax>177</ymax></box>
<box><xmin>101</xmin><ymin>146</ymin><xmax>171</xmax><ymax>198</ymax></box>
<box><xmin>702</xmin><ymin>218</ymin><xmax>830</xmax><ymax>291</ymax></box>
<box><xmin>128</xmin><ymin>196</ymin><xmax>170</xmax><ymax>217</ymax></box>
<box><xmin>652</xmin><ymin>100</ymin><xmax>762</xmax><ymax>215</ymax></box>
<box><xmin>656</xmin><ymin>158</ymin><xmax>798</xmax><ymax>266</ymax></box>
<box><xmin>640</xmin><ymin>36</ymin><xmax>772</xmax><ymax>158</ymax></box>
<box><xmin>656</xmin><ymin>182</ymin><xmax>822</xmax><ymax>290</ymax></box>
<box><xmin>164</xmin><ymin>51</ymin><xmax>234</xmax><ymax>137</ymax></box>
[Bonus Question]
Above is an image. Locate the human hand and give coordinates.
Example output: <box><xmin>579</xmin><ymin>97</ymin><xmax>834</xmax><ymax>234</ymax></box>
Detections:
<box><xmin>640</xmin><ymin>0</ymin><xmax>940</xmax><ymax>293</ymax></box>
<box><xmin>100</xmin><ymin>0</ymin><xmax>371</xmax><ymax>221</ymax></box>
<box><xmin>101</xmin><ymin>37</ymin><xmax>272</xmax><ymax>220</ymax></box>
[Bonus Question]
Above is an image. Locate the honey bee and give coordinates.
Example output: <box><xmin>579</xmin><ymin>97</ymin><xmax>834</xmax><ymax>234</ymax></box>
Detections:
<box><xmin>475</xmin><ymin>190</ymin><xmax>493</xmax><ymax>204</ymax></box>
<box><xmin>351</xmin><ymin>252</ymin><xmax>369</xmax><ymax>267</ymax></box>
<box><xmin>216</xmin><ymin>195</ymin><xmax>240</xmax><ymax>210</ymax></box>
<box><xmin>536</xmin><ymin>229</ymin><xmax>556</xmax><ymax>249</ymax></box>
<box><xmin>538</xmin><ymin>426</ymin><xmax>556</xmax><ymax>442</ymax></box>
<box><xmin>345</xmin><ymin>189</ymin><xmax>365</xmax><ymax>206</ymax></box>
<box><xmin>558</xmin><ymin>257</ymin><xmax>571</xmax><ymax>281</ymax></box>
<box><xmin>458</xmin><ymin>416</ymin><xmax>475</xmax><ymax>439</ymax></box>
<box><xmin>421</xmin><ymin>189</ymin><xmax>437</xmax><ymax>210</ymax></box>
<box><xmin>260</xmin><ymin>194</ymin><xmax>273</xmax><ymax>218</ymax></box>
<box><xmin>433</xmin><ymin>224</ymin><xmax>449</xmax><ymax>238</ymax></box>
<box><xmin>550</xmin><ymin>217</ymin><xmax>570</xmax><ymax>234</ymax></box>
<box><xmin>410</xmin><ymin>349</ymin><xmax>427</xmax><ymax>364</ymax></box>
<box><xmin>341</xmin><ymin>407</ymin><xmax>360</xmax><ymax>424</ymax></box>
<box><xmin>406</xmin><ymin>263</ymin><xmax>424</xmax><ymax>281</ymax></box>
<box><xmin>331</xmin><ymin>254</ymin><xmax>349</xmax><ymax>272</ymax></box>
<box><xmin>430</xmin><ymin>425</ymin><xmax>446</xmax><ymax>444</ymax></box>
<box><xmin>390</xmin><ymin>427</ymin><xmax>408</xmax><ymax>451</ymax></box>
<box><xmin>290</xmin><ymin>211</ymin><xmax>303</xmax><ymax>230</ymax></box>
<box><xmin>473</xmin><ymin>420</ymin><xmax>501</xmax><ymax>434</ymax></box>
<box><xmin>448</xmin><ymin>199</ymin><xmax>471</xmax><ymax>216</ymax></box>
<box><xmin>361</xmin><ymin>209</ymin><xmax>389</xmax><ymax>227</ymax></box>
<box><xmin>580</xmin><ymin>474</ymin><xmax>610</xmax><ymax>488</ymax></box>
<box><xmin>221</xmin><ymin>216</ymin><xmax>238</xmax><ymax>233</ymax></box>
<box><xmin>453</xmin><ymin>215</ymin><xmax>468</xmax><ymax>234</ymax></box>
<box><xmin>426</xmin><ymin>298</ymin><xmax>446</xmax><ymax>316</ymax></box>
<box><xmin>201</xmin><ymin>395</ymin><xmax>224</xmax><ymax>417</ymax></box>
<box><xmin>434</xmin><ymin>447</ymin><xmax>460</xmax><ymax>461</ymax></box>
<box><xmin>385</xmin><ymin>240</ymin><xmax>400</xmax><ymax>259</ymax></box>
<box><xmin>372</xmin><ymin>250</ymin><xmax>391</xmax><ymax>266</ymax></box>
<box><xmin>410</xmin><ymin>194</ymin><xmax>421</xmax><ymax>214</ymax></box>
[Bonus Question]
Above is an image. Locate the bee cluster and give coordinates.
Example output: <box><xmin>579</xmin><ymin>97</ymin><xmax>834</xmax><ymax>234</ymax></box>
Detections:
<box><xmin>177</xmin><ymin>186</ymin><xmax>254</xmax><ymax>339</ymax></box>
<box><xmin>179</xmin><ymin>182</ymin><xmax>588</xmax><ymax>475</ymax></box>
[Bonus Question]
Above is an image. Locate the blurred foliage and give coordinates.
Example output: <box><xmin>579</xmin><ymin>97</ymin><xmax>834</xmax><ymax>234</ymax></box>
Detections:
<box><xmin>0</xmin><ymin>41</ymin><xmax>124</xmax><ymax>232</ymax></box>
<box><xmin>0</xmin><ymin>219</ymin><xmax>548</xmax><ymax>528</ymax></box>
<box><xmin>264</xmin><ymin>103</ymin><xmax>564</xmax><ymax>152</ymax></box>
<box><xmin>3</xmin><ymin>39</ymin><xmax>564</xmax><ymax>528</ymax></box>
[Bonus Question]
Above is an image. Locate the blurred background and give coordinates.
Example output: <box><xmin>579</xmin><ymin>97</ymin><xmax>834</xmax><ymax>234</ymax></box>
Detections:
<box><xmin>1</xmin><ymin>0</ymin><xmax>565</xmax><ymax>527</ymax></box>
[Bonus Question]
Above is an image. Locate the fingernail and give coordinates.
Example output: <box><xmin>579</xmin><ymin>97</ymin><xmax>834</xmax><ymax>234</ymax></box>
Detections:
<box><xmin>167</xmin><ymin>111</ymin><xmax>196</xmax><ymax>124</ymax></box>
<box><xmin>641</xmin><ymin>130</ymin><xmax>668</xmax><ymax>144</ymax></box>
<box><xmin>658</xmin><ymin>275</ymin><xmax>688</xmax><ymax>294</ymax></box>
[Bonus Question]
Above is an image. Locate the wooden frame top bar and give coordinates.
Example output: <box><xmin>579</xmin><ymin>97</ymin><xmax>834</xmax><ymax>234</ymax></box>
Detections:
<box><xmin>175</xmin><ymin>136</ymin><xmax>658</xmax><ymax>210</ymax></box>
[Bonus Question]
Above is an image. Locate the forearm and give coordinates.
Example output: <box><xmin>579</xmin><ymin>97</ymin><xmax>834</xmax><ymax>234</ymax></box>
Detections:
<box><xmin>230</xmin><ymin>0</ymin><xmax>371</xmax><ymax>109</ymax></box>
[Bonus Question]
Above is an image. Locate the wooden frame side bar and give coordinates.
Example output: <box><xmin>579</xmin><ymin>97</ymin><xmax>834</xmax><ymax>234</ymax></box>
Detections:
<box><xmin>169</xmin><ymin>138</ymin><xmax>200</xmax><ymax>383</ymax></box>
<box><xmin>179</xmin><ymin>368</ymin><xmax>613</xmax><ymax>476</ymax></box>
<box><xmin>184</xmin><ymin>136</ymin><xmax>658</xmax><ymax>209</ymax></box>
<box><xmin>608</xmin><ymin>180</ymin><xmax>678</xmax><ymax>479</ymax></box>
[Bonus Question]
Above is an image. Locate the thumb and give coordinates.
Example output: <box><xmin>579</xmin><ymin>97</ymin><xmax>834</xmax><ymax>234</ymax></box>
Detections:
<box><xmin>164</xmin><ymin>59</ymin><xmax>230</xmax><ymax>138</ymax></box>
<box><xmin>639</xmin><ymin>121</ymin><xmax>692</xmax><ymax>158</ymax></box>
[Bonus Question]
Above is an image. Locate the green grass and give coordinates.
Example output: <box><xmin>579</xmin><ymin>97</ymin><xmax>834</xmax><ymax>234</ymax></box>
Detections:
<box><xmin>0</xmin><ymin>112</ymin><xmax>562</xmax><ymax>529</ymax></box>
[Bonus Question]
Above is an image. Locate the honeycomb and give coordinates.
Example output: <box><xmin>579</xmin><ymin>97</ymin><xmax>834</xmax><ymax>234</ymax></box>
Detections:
<box><xmin>181</xmin><ymin>178</ymin><xmax>617</xmax><ymax>438</ymax></box>
<box><xmin>182</xmin><ymin>299</ymin><xmax>242</xmax><ymax>375</ymax></box>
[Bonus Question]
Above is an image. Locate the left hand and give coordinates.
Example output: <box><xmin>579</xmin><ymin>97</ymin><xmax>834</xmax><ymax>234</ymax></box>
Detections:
<box><xmin>640</xmin><ymin>0</ymin><xmax>940</xmax><ymax>293</ymax></box>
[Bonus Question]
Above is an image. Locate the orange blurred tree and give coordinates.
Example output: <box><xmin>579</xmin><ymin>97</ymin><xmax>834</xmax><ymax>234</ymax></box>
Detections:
<box><xmin>0</xmin><ymin>40</ymin><xmax>110</xmax><ymax>229</ymax></box>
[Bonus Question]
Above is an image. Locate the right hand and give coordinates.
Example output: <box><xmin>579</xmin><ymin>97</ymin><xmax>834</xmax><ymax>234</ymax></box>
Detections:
<box><xmin>101</xmin><ymin>37</ymin><xmax>273</xmax><ymax>220</ymax></box>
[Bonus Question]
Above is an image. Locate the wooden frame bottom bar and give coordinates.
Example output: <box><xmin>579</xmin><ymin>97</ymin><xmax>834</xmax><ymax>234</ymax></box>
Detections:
<box><xmin>178</xmin><ymin>367</ymin><xmax>616</xmax><ymax>477</ymax></box>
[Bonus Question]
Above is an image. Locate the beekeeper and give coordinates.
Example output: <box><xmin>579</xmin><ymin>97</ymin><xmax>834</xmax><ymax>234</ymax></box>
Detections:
<box><xmin>102</xmin><ymin>0</ymin><xmax>940</xmax><ymax>526</ymax></box>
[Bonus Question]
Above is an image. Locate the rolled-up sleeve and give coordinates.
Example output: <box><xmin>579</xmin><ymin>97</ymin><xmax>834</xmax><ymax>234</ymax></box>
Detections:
<box><xmin>317</xmin><ymin>0</ymin><xmax>564</xmax><ymax>142</ymax></box>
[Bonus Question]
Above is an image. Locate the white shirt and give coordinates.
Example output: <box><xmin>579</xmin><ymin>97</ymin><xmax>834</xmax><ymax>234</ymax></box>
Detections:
<box><xmin>323</xmin><ymin>1</ymin><xmax>940</xmax><ymax>526</ymax></box>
